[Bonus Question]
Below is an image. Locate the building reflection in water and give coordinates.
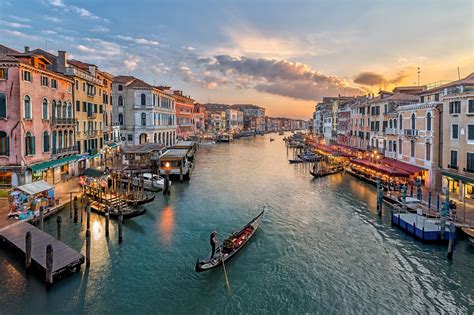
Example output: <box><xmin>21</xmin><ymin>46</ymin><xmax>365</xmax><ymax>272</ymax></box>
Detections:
<box><xmin>158</xmin><ymin>205</ymin><xmax>175</xmax><ymax>246</ymax></box>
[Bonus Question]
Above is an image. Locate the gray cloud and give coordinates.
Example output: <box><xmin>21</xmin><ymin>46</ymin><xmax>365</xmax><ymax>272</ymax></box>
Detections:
<box><xmin>186</xmin><ymin>55</ymin><xmax>364</xmax><ymax>100</ymax></box>
<box><xmin>354</xmin><ymin>71</ymin><xmax>408</xmax><ymax>86</ymax></box>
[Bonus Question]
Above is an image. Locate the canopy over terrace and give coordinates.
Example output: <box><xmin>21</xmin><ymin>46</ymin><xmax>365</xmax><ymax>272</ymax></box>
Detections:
<box><xmin>15</xmin><ymin>180</ymin><xmax>53</xmax><ymax>195</ymax></box>
<box><xmin>312</xmin><ymin>143</ymin><xmax>355</xmax><ymax>158</ymax></box>
<box><xmin>381</xmin><ymin>158</ymin><xmax>425</xmax><ymax>176</ymax></box>
<box><xmin>351</xmin><ymin>159</ymin><xmax>411</xmax><ymax>177</ymax></box>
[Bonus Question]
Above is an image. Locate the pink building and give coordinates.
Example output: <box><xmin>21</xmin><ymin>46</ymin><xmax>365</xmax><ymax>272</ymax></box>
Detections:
<box><xmin>0</xmin><ymin>45</ymin><xmax>74</xmax><ymax>187</ymax></box>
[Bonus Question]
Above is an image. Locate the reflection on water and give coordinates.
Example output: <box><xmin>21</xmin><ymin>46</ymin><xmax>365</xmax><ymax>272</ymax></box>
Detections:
<box><xmin>0</xmin><ymin>134</ymin><xmax>472</xmax><ymax>314</ymax></box>
<box><xmin>158</xmin><ymin>205</ymin><xmax>175</xmax><ymax>246</ymax></box>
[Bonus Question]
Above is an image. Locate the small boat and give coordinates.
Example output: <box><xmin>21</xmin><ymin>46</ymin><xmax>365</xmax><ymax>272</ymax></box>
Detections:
<box><xmin>289</xmin><ymin>158</ymin><xmax>304</xmax><ymax>164</ymax></box>
<box><xmin>461</xmin><ymin>227</ymin><xmax>474</xmax><ymax>245</ymax></box>
<box><xmin>126</xmin><ymin>194</ymin><xmax>155</xmax><ymax>206</ymax></box>
<box><xmin>199</xmin><ymin>140</ymin><xmax>216</xmax><ymax>146</ymax></box>
<box><xmin>131</xmin><ymin>173</ymin><xmax>170</xmax><ymax>191</ymax></box>
<box><xmin>310</xmin><ymin>167</ymin><xmax>342</xmax><ymax>178</ymax></box>
<box><xmin>270</xmin><ymin>138</ymin><xmax>275</xmax><ymax>142</ymax></box>
<box><xmin>278</xmin><ymin>131</ymin><xmax>284</xmax><ymax>135</ymax></box>
<box><xmin>195</xmin><ymin>209</ymin><xmax>264</xmax><ymax>272</ymax></box>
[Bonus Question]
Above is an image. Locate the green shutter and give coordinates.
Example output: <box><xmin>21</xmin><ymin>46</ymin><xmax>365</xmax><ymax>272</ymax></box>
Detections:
<box><xmin>0</xmin><ymin>93</ymin><xmax>6</xmax><ymax>118</ymax></box>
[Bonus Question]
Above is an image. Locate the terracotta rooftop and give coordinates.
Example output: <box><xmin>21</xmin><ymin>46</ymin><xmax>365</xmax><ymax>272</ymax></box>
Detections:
<box><xmin>112</xmin><ymin>75</ymin><xmax>136</xmax><ymax>84</ymax></box>
<box><xmin>68</xmin><ymin>59</ymin><xmax>96</xmax><ymax>71</ymax></box>
<box><xmin>0</xmin><ymin>44</ymin><xmax>20</xmax><ymax>56</ymax></box>
<box><xmin>127</xmin><ymin>78</ymin><xmax>153</xmax><ymax>89</ymax></box>
<box><xmin>421</xmin><ymin>72</ymin><xmax>474</xmax><ymax>94</ymax></box>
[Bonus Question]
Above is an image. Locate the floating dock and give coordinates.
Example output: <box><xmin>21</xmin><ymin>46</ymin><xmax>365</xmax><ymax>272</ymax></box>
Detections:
<box><xmin>392</xmin><ymin>212</ymin><xmax>454</xmax><ymax>241</ymax></box>
<box><xmin>0</xmin><ymin>221</ymin><xmax>84</xmax><ymax>284</ymax></box>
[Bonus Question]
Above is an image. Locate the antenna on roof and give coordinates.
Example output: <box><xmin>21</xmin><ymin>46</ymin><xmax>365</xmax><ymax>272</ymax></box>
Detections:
<box><xmin>417</xmin><ymin>67</ymin><xmax>421</xmax><ymax>86</ymax></box>
<box><xmin>457</xmin><ymin>67</ymin><xmax>461</xmax><ymax>80</ymax></box>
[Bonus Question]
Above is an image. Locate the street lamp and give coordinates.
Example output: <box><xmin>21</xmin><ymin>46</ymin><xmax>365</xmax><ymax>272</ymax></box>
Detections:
<box><xmin>164</xmin><ymin>161</ymin><xmax>171</xmax><ymax>195</ymax></box>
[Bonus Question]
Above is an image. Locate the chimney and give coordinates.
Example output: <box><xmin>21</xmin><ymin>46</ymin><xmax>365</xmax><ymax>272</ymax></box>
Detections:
<box><xmin>57</xmin><ymin>50</ymin><xmax>67</xmax><ymax>74</ymax></box>
<box><xmin>24</xmin><ymin>46</ymin><xmax>30</xmax><ymax>53</ymax></box>
<box><xmin>88</xmin><ymin>65</ymin><xmax>96</xmax><ymax>76</ymax></box>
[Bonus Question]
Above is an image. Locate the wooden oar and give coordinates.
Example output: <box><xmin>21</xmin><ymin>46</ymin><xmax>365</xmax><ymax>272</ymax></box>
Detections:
<box><xmin>219</xmin><ymin>246</ymin><xmax>232</xmax><ymax>293</ymax></box>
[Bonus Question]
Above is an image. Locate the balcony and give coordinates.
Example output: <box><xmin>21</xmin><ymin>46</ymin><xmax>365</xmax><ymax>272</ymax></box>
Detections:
<box><xmin>82</xmin><ymin>130</ymin><xmax>100</xmax><ymax>138</ymax></box>
<box><xmin>463</xmin><ymin>167</ymin><xmax>474</xmax><ymax>173</ymax></box>
<box><xmin>404</xmin><ymin>129</ymin><xmax>419</xmax><ymax>137</ymax></box>
<box><xmin>51</xmin><ymin>117</ymin><xmax>77</xmax><ymax>126</ymax></box>
<box><xmin>53</xmin><ymin>145</ymin><xmax>78</xmax><ymax>156</ymax></box>
<box><xmin>385</xmin><ymin>127</ymin><xmax>398</xmax><ymax>135</ymax></box>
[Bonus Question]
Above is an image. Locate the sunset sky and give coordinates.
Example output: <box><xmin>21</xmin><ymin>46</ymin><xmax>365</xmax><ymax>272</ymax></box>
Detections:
<box><xmin>1</xmin><ymin>0</ymin><xmax>472</xmax><ymax>118</ymax></box>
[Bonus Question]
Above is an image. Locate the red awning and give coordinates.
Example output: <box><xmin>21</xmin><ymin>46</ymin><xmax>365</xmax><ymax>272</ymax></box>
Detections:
<box><xmin>351</xmin><ymin>159</ymin><xmax>410</xmax><ymax>177</ymax></box>
<box><xmin>381</xmin><ymin>158</ymin><xmax>425</xmax><ymax>175</ymax></box>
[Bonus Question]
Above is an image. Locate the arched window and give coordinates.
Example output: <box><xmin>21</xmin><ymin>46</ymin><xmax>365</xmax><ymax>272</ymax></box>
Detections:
<box><xmin>24</xmin><ymin>131</ymin><xmax>35</xmax><ymax>155</ymax></box>
<box><xmin>388</xmin><ymin>140</ymin><xmax>392</xmax><ymax>151</ymax></box>
<box><xmin>426</xmin><ymin>142</ymin><xmax>431</xmax><ymax>161</ymax></box>
<box><xmin>43</xmin><ymin>131</ymin><xmax>50</xmax><ymax>152</ymax></box>
<box><xmin>426</xmin><ymin>112</ymin><xmax>432</xmax><ymax>131</ymax></box>
<box><xmin>58</xmin><ymin>131</ymin><xmax>63</xmax><ymax>149</ymax></box>
<box><xmin>141</xmin><ymin>93</ymin><xmax>146</xmax><ymax>106</ymax></box>
<box><xmin>42</xmin><ymin>98</ymin><xmax>48</xmax><ymax>120</ymax></box>
<box><xmin>118</xmin><ymin>95</ymin><xmax>123</xmax><ymax>106</ymax></box>
<box><xmin>118</xmin><ymin>113</ymin><xmax>123</xmax><ymax>125</ymax></box>
<box><xmin>398</xmin><ymin>139</ymin><xmax>402</xmax><ymax>154</ymax></box>
<box><xmin>0</xmin><ymin>131</ymin><xmax>9</xmax><ymax>156</ymax></box>
<box><xmin>52</xmin><ymin>131</ymin><xmax>57</xmax><ymax>153</ymax></box>
<box><xmin>411</xmin><ymin>140</ymin><xmax>415</xmax><ymax>157</ymax></box>
<box><xmin>168</xmin><ymin>116</ymin><xmax>172</xmax><ymax>125</ymax></box>
<box><xmin>62</xmin><ymin>102</ymin><xmax>67</xmax><ymax>118</ymax></box>
<box><xmin>52</xmin><ymin>100</ymin><xmax>56</xmax><ymax>119</ymax></box>
<box><xmin>0</xmin><ymin>93</ymin><xmax>6</xmax><ymax>119</ymax></box>
<box><xmin>389</xmin><ymin>119</ymin><xmax>392</xmax><ymax>128</ymax></box>
<box><xmin>24</xmin><ymin>95</ymin><xmax>31</xmax><ymax>119</ymax></box>
<box><xmin>411</xmin><ymin>113</ymin><xmax>416</xmax><ymax>130</ymax></box>
<box><xmin>67</xmin><ymin>102</ymin><xmax>72</xmax><ymax>118</ymax></box>
<box><xmin>141</xmin><ymin>112</ymin><xmax>146</xmax><ymax>125</ymax></box>
<box><xmin>154</xmin><ymin>133</ymin><xmax>157</xmax><ymax>143</ymax></box>
<box><xmin>399</xmin><ymin>114</ymin><xmax>403</xmax><ymax>130</ymax></box>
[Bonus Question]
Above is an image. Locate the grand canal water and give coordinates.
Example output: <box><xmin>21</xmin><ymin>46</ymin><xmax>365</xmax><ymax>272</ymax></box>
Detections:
<box><xmin>1</xmin><ymin>134</ymin><xmax>473</xmax><ymax>314</ymax></box>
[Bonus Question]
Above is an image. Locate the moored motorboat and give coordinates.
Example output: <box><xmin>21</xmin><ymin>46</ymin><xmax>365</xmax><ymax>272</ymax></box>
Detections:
<box><xmin>195</xmin><ymin>209</ymin><xmax>264</xmax><ymax>272</ymax></box>
<box><xmin>310</xmin><ymin>166</ymin><xmax>343</xmax><ymax>178</ymax></box>
<box><xmin>289</xmin><ymin>158</ymin><xmax>304</xmax><ymax>164</ymax></box>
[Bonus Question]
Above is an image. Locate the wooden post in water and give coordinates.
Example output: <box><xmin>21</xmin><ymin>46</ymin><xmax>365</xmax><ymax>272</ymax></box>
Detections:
<box><xmin>56</xmin><ymin>215</ymin><xmax>62</xmax><ymax>240</ymax></box>
<box><xmin>86</xmin><ymin>202</ymin><xmax>91</xmax><ymax>230</ymax></box>
<box><xmin>39</xmin><ymin>206</ymin><xmax>44</xmax><ymax>230</ymax></box>
<box><xmin>105</xmin><ymin>207</ymin><xmax>110</xmax><ymax>238</ymax></box>
<box><xmin>118</xmin><ymin>206</ymin><xmax>123</xmax><ymax>243</ymax></box>
<box><xmin>45</xmin><ymin>244</ymin><xmax>53</xmax><ymax>287</ymax></box>
<box><xmin>69</xmin><ymin>192</ymin><xmax>72</xmax><ymax>219</ymax></box>
<box><xmin>179</xmin><ymin>163</ymin><xmax>183</xmax><ymax>182</ymax></box>
<box><xmin>25</xmin><ymin>231</ymin><xmax>32</xmax><ymax>269</ymax></box>
<box><xmin>73</xmin><ymin>196</ymin><xmax>78</xmax><ymax>223</ymax></box>
<box><xmin>447</xmin><ymin>222</ymin><xmax>456</xmax><ymax>260</ymax></box>
<box><xmin>86</xmin><ymin>229</ymin><xmax>91</xmax><ymax>267</ymax></box>
<box><xmin>80</xmin><ymin>196</ymin><xmax>84</xmax><ymax>224</ymax></box>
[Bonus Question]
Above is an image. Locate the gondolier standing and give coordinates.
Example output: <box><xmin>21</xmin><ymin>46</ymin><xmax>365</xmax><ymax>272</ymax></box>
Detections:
<box><xmin>210</xmin><ymin>231</ymin><xmax>218</xmax><ymax>258</ymax></box>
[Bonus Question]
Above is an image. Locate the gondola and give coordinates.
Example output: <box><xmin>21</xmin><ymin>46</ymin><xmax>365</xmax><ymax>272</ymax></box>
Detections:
<box><xmin>310</xmin><ymin>167</ymin><xmax>342</xmax><ymax>178</ymax></box>
<box><xmin>289</xmin><ymin>158</ymin><xmax>304</xmax><ymax>164</ymax></box>
<box><xmin>270</xmin><ymin>138</ymin><xmax>275</xmax><ymax>142</ymax></box>
<box><xmin>195</xmin><ymin>209</ymin><xmax>264</xmax><ymax>272</ymax></box>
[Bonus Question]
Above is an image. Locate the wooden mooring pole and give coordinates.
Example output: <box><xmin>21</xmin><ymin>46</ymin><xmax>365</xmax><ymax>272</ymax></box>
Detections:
<box><xmin>73</xmin><ymin>196</ymin><xmax>78</xmax><ymax>223</ymax></box>
<box><xmin>447</xmin><ymin>222</ymin><xmax>456</xmax><ymax>260</ymax></box>
<box><xmin>39</xmin><ymin>206</ymin><xmax>44</xmax><ymax>230</ymax></box>
<box><xmin>86</xmin><ymin>202</ymin><xmax>91</xmax><ymax>230</ymax></box>
<box><xmin>86</xmin><ymin>229</ymin><xmax>91</xmax><ymax>267</ymax></box>
<box><xmin>56</xmin><ymin>215</ymin><xmax>62</xmax><ymax>240</ymax></box>
<box><xmin>25</xmin><ymin>231</ymin><xmax>32</xmax><ymax>269</ymax></box>
<box><xmin>118</xmin><ymin>206</ymin><xmax>123</xmax><ymax>243</ymax></box>
<box><xmin>46</xmin><ymin>244</ymin><xmax>53</xmax><ymax>287</ymax></box>
<box><xmin>69</xmin><ymin>192</ymin><xmax>72</xmax><ymax>219</ymax></box>
<box><xmin>105</xmin><ymin>207</ymin><xmax>110</xmax><ymax>238</ymax></box>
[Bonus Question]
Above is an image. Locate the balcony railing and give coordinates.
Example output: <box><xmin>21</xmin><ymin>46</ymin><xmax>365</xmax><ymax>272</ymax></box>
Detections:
<box><xmin>404</xmin><ymin>129</ymin><xmax>419</xmax><ymax>137</ymax></box>
<box><xmin>53</xmin><ymin>145</ymin><xmax>78</xmax><ymax>155</ymax></box>
<box><xmin>51</xmin><ymin>117</ymin><xmax>77</xmax><ymax>126</ymax></box>
<box><xmin>448</xmin><ymin>164</ymin><xmax>459</xmax><ymax>170</ymax></box>
<box><xmin>385</xmin><ymin>127</ymin><xmax>398</xmax><ymax>135</ymax></box>
<box><xmin>82</xmin><ymin>130</ymin><xmax>100</xmax><ymax>138</ymax></box>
